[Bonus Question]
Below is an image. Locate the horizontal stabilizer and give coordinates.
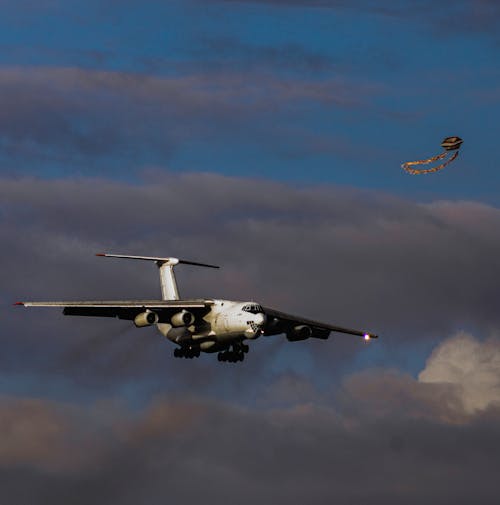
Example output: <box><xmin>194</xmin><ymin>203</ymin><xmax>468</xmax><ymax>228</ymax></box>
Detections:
<box><xmin>96</xmin><ymin>253</ymin><xmax>219</xmax><ymax>269</ymax></box>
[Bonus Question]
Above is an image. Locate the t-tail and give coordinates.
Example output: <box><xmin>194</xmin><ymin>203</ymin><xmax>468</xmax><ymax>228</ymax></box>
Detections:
<box><xmin>95</xmin><ymin>253</ymin><xmax>219</xmax><ymax>301</ymax></box>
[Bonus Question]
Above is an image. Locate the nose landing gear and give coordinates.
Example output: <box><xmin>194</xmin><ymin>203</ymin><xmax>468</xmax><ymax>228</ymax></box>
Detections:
<box><xmin>174</xmin><ymin>346</ymin><xmax>200</xmax><ymax>359</ymax></box>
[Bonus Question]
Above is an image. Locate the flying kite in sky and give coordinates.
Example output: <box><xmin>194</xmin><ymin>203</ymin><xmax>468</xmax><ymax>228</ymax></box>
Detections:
<box><xmin>402</xmin><ymin>136</ymin><xmax>463</xmax><ymax>175</ymax></box>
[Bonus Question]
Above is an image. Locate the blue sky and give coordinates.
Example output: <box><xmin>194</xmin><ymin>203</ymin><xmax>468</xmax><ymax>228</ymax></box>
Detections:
<box><xmin>0</xmin><ymin>0</ymin><xmax>498</xmax><ymax>198</ymax></box>
<box><xmin>2</xmin><ymin>1</ymin><xmax>500</xmax><ymax>503</ymax></box>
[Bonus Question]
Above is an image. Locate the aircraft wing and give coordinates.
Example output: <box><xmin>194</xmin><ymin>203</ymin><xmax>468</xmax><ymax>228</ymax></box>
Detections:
<box><xmin>15</xmin><ymin>299</ymin><xmax>213</xmax><ymax>321</ymax></box>
<box><xmin>262</xmin><ymin>306</ymin><xmax>378</xmax><ymax>340</ymax></box>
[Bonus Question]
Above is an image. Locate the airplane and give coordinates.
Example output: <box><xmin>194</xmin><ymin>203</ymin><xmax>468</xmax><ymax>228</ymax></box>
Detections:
<box><xmin>15</xmin><ymin>253</ymin><xmax>378</xmax><ymax>363</ymax></box>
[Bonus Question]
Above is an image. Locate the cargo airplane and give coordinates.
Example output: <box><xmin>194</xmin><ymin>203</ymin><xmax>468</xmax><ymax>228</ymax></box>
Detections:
<box><xmin>15</xmin><ymin>253</ymin><xmax>378</xmax><ymax>363</ymax></box>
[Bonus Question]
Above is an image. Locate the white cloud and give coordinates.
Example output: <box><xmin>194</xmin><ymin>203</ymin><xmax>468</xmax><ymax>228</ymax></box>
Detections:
<box><xmin>419</xmin><ymin>332</ymin><xmax>500</xmax><ymax>413</ymax></box>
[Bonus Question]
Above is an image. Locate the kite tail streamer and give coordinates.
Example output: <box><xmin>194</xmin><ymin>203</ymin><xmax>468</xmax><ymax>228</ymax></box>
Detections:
<box><xmin>402</xmin><ymin>151</ymin><xmax>459</xmax><ymax>175</ymax></box>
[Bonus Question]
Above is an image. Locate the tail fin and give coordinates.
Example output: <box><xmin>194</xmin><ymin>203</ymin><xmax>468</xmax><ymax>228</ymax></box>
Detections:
<box><xmin>96</xmin><ymin>253</ymin><xmax>219</xmax><ymax>301</ymax></box>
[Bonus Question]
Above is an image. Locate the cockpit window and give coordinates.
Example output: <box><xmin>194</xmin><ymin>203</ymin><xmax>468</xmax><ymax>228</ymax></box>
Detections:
<box><xmin>242</xmin><ymin>303</ymin><xmax>262</xmax><ymax>314</ymax></box>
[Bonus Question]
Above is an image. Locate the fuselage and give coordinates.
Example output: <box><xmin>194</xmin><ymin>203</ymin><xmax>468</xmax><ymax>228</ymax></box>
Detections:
<box><xmin>156</xmin><ymin>300</ymin><xmax>266</xmax><ymax>353</ymax></box>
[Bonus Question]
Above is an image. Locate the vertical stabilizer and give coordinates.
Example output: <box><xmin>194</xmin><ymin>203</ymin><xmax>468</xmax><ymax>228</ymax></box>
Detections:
<box><xmin>95</xmin><ymin>253</ymin><xmax>219</xmax><ymax>301</ymax></box>
<box><xmin>158</xmin><ymin>261</ymin><xmax>180</xmax><ymax>300</ymax></box>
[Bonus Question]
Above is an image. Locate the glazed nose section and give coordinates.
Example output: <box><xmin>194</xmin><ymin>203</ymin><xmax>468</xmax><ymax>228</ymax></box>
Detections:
<box><xmin>254</xmin><ymin>312</ymin><xmax>266</xmax><ymax>327</ymax></box>
<box><xmin>245</xmin><ymin>312</ymin><xmax>267</xmax><ymax>339</ymax></box>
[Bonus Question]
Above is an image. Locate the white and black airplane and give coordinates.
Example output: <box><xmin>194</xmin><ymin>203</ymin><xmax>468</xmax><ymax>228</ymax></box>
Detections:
<box><xmin>15</xmin><ymin>253</ymin><xmax>378</xmax><ymax>363</ymax></box>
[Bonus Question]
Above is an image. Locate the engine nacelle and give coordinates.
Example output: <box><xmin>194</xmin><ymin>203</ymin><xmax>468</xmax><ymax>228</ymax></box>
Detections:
<box><xmin>286</xmin><ymin>325</ymin><xmax>312</xmax><ymax>342</ymax></box>
<box><xmin>134</xmin><ymin>310</ymin><xmax>159</xmax><ymax>328</ymax></box>
<box><xmin>170</xmin><ymin>310</ymin><xmax>195</xmax><ymax>327</ymax></box>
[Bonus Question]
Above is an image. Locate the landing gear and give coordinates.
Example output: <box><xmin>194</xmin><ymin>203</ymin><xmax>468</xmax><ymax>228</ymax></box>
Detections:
<box><xmin>217</xmin><ymin>343</ymin><xmax>249</xmax><ymax>363</ymax></box>
<box><xmin>174</xmin><ymin>346</ymin><xmax>200</xmax><ymax>359</ymax></box>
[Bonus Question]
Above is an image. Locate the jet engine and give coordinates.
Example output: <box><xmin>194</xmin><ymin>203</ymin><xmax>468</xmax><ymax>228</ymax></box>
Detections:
<box><xmin>170</xmin><ymin>310</ymin><xmax>195</xmax><ymax>327</ymax></box>
<box><xmin>286</xmin><ymin>325</ymin><xmax>312</xmax><ymax>342</ymax></box>
<box><xmin>134</xmin><ymin>310</ymin><xmax>159</xmax><ymax>328</ymax></box>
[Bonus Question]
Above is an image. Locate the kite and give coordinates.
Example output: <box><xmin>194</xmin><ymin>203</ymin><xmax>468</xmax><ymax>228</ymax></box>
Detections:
<box><xmin>402</xmin><ymin>136</ymin><xmax>463</xmax><ymax>175</ymax></box>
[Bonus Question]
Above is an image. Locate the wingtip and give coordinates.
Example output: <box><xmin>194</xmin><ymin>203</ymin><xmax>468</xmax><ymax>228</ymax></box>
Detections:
<box><xmin>95</xmin><ymin>253</ymin><xmax>106</xmax><ymax>257</ymax></box>
<box><xmin>13</xmin><ymin>301</ymin><xmax>24</xmax><ymax>306</ymax></box>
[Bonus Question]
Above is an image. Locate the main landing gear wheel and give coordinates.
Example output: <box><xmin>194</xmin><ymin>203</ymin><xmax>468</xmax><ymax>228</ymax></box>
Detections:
<box><xmin>217</xmin><ymin>344</ymin><xmax>247</xmax><ymax>363</ymax></box>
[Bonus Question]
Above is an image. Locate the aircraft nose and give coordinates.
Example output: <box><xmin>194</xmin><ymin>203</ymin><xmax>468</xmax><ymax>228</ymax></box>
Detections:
<box><xmin>254</xmin><ymin>313</ymin><xmax>266</xmax><ymax>326</ymax></box>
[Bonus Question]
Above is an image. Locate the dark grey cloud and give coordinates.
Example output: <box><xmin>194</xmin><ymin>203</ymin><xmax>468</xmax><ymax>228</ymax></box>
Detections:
<box><xmin>3</xmin><ymin>173</ymin><xmax>500</xmax><ymax>502</ymax></box>
<box><xmin>2</xmin><ymin>334</ymin><xmax>500</xmax><ymax>504</ymax></box>
<box><xmin>2</xmin><ymin>172</ymin><xmax>500</xmax><ymax>391</ymax></box>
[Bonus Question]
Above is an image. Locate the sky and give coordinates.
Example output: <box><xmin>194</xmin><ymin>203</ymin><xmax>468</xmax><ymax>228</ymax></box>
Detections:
<box><xmin>1</xmin><ymin>0</ymin><xmax>500</xmax><ymax>503</ymax></box>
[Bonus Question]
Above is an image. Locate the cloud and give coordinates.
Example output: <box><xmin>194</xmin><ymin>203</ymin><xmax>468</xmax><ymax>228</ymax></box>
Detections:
<box><xmin>0</xmin><ymin>66</ymin><xmax>377</xmax><ymax>171</ymax></box>
<box><xmin>344</xmin><ymin>333</ymin><xmax>500</xmax><ymax>424</ymax></box>
<box><xmin>0</xmin><ymin>396</ymin><xmax>111</xmax><ymax>473</ymax></box>
<box><xmin>342</xmin><ymin>369</ymin><xmax>464</xmax><ymax>423</ymax></box>
<box><xmin>419</xmin><ymin>332</ymin><xmax>500</xmax><ymax>413</ymax></box>
<box><xmin>2</xmin><ymin>333</ymin><xmax>500</xmax><ymax>504</ymax></box>
<box><xmin>3</xmin><ymin>173</ymin><xmax>500</xmax><ymax>391</ymax></box>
